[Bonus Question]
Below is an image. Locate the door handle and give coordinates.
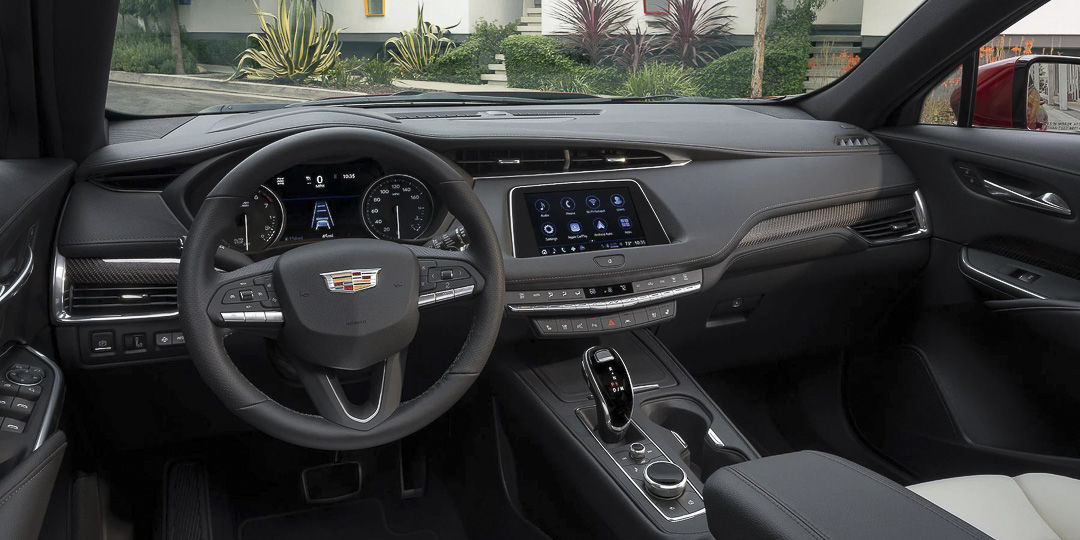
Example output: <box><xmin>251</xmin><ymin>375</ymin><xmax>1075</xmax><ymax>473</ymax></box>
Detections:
<box><xmin>0</xmin><ymin>246</ymin><xmax>33</xmax><ymax>305</ymax></box>
<box><xmin>983</xmin><ymin>179</ymin><xmax>1072</xmax><ymax>217</ymax></box>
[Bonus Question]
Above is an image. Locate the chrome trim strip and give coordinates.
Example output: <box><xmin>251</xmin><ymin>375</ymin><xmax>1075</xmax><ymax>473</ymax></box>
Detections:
<box><xmin>959</xmin><ymin>248</ymin><xmax>1044</xmax><ymax>300</ymax></box>
<box><xmin>508</xmin><ymin>178</ymin><xmax>672</xmax><ymax>258</ymax></box>
<box><xmin>507</xmin><ymin>283</ymin><xmax>700</xmax><ymax>313</ymax></box>
<box><xmin>17</xmin><ymin>345</ymin><xmax>63</xmax><ymax>452</ymax></box>
<box><xmin>575</xmin><ymin>409</ymin><xmax>706</xmax><ymax>522</ymax></box>
<box><xmin>0</xmin><ymin>247</ymin><xmax>33</xmax><ymax>306</ymax></box>
<box><xmin>632</xmin><ymin>383</ymin><xmax>660</xmax><ymax>393</ymax></box>
<box><xmin>476</xmin><ymin>159</ymin><xmax>690</xmax><ymax>180</ymax></box>
<box><xmin>51</xmin><ymin>253</ymin><xmax>180</xmax><ymax>324</ymax></box>
<box><xmin>325</xmin><ymin>362</ymin><xmax>385</xmax><ymax>424</ymax></box>
<box><xmin>707</xmin><ymin>428</ymin><xmax>725</xmax><ymax>449</ymax></box>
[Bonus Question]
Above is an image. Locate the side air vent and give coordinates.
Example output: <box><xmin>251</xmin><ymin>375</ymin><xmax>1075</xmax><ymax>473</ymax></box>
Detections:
<box><xmin>851</xmin><ymin>209</ymin><xmax>922</xmax><ymax>242</ymax></box>
<box><xmin>451</xmin><ymin>147</ymin><xmax>672</xmax><ymax>177</ymax></box>
<box><xmin>66</xmin><ymin>285</ymin><xmax>178</xmax><ymax>317</ymax></box>
<box><xmin>835</xmin><ymin>135</ymin><xmax>878</xmax><ymax>148</ymax></box>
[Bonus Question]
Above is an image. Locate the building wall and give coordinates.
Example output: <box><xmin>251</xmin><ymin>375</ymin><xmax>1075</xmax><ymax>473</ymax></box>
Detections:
<box><xmin>542</xmin><ymin>0</ymin><xmax>776</xmax><ymax>38</ymax></box>
<box><xmin>859</xmin><ymin>0</ymin><xmax>920</xmax><ymax>37</ymax></box>
<box><xmin>469</xmin><ymin>0</ymin><xmax>522</xmax><ymax>30</ymax></box>
<box><xmin>814</xmin><ymin>0</ymin><xmax>862</xmax><ymax>27</ymax></box>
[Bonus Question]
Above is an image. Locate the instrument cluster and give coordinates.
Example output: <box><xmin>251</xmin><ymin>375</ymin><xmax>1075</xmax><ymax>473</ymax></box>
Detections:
<box><xmin>220</xmin><ymin>160</ymin><xmax>437</xmax><ymax>253</ymax></box>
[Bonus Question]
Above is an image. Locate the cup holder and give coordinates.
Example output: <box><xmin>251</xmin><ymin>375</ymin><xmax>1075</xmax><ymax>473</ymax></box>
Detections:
<box><xmin>640</xmin><ymin>396</ymin><xmax>748</xmax><ymax>480</ymax></box>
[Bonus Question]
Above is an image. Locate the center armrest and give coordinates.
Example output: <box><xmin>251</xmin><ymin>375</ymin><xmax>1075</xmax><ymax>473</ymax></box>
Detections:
<box><xmin>704</xmin><ymin>450</ymin><xmax>990</xmax><ymax>540</ymax></box>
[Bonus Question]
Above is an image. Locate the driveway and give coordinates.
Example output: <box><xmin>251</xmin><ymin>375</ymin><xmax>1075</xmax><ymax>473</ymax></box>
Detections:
<box><xmin>107</xmin><ymin>80</ymin><xmax>299</xmax><ymax>116</ymax></box>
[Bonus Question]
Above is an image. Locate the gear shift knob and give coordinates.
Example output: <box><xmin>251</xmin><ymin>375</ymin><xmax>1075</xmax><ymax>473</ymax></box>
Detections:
<box><xmin>582</xmin><ymin>346</ymin><xmax>634</xmax><ymax>443</ymax></box>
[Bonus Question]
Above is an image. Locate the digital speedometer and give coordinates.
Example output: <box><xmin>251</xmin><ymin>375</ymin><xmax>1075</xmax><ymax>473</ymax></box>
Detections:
<box><xmin>361</xmin><ymin>174</ymin><xmax>433</xmax><ymax>241</ymax></box>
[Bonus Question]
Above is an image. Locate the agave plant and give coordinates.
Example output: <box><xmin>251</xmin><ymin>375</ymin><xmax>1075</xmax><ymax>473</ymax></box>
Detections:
<box><xmin>552</xmin><ymin>0</ymin><xmax>635</xmax><ymax>66</ymax></box>
<box><xmin>608</xmin><ymin>25</ymin><xmax>659</xmax><ymax>72</ymax></box>
<box><xmin>384</xmin><ymin>4</ymin><xmax>458</xmax><ymax>76</ymax></box>
<box><xmin>656</xmin><ymin>0</ymin><xmax>734</xmax><ymax>67</ymax></box>
<box><xmin>232</xmin><ymin>0</ymin><xmax>341</xmax><ymax>83</ymax></box>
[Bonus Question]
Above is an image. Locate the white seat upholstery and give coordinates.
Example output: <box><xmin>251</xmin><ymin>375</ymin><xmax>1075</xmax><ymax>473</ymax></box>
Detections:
<box><xmin>908</xmin><ymin>473</ymin><xmax>1080</xmax><ymax>540</ymax></box>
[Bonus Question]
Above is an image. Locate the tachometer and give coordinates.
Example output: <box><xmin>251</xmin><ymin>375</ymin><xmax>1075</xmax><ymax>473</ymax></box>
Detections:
<box><xmin>223</xmin><ymin>186</ymin><xmax>285</xmax><ymax>252</ymax></box>
<box><xmin>362</xmin><ymin>174</ymin><xmax>434</xmax><ymax>241</ymax></box>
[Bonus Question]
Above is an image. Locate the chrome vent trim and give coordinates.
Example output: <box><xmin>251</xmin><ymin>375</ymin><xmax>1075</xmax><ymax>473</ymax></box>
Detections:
<box><xmin>849</xmin><ymin>191</ymin><xmax>930</xmax><ymax>245</ymax></box>
<box><xmin>452</xmin><ymin>147</ymin><xmax>677</xmax><ymax>178</ymax></box>
<box><xmin>52</xmin><ymin>254</ymin><xmax>180</xmax><ymax>323</ymax></box>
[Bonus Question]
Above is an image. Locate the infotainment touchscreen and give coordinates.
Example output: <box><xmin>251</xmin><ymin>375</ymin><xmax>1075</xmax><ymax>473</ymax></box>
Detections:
<box><xmin>520</xmin><ymin>184</ymin><xmax>663</xmax><ymax>257</ymax></box>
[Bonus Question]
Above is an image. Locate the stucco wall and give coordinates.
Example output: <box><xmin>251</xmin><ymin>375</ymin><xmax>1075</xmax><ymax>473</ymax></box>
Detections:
<box><xmin>859</xmin><ymin>0</ymin><xmax>920</xmax><ymax>37</ymax></box>
<box><xmin>814</xmin><ymin>0</ymin><xmax>862</xmax><ymax>26</ymax></box>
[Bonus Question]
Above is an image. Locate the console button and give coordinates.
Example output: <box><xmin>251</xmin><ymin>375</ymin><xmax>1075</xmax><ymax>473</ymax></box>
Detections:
<box><xmin>572</xmin><ymin>319</ymin><xmax>588</xmax><ymax>332</ymax></box>
<box><xmin>557</xmin><ymin>319</ymin><xmax>573</xmax><ymax>333</ymax></box>
<box><xmin>587</xmin><ymin>317</ymin><xmax>602</xmax><ymax>331</ymax></box>
<box><xmin>601</xmin><ymin>316</ymin><xmax>622</xmax><ymax>330</ymax></box>
<box><xmin>534</xmin><ymin>319</ymin><xmax>558</xmax><ymax>334</ymax></box>
<box><xmin>6</xmin><ymin>369</ymin><xmax>42</xmax><ymax>386</ymax></box>
<box><xmin>155</xmin><ymin>332</ymin><xmax>173</xmax><ymax>347</ymax></box>
<box><xmin>0</xmin><ymin>382</ymin><xmax>17</xmax><ymax>396</ymax></box>
<box><xmin>678</xmin><ymin>491</ymin><xmax>704</xmax><ymax>514</ymax></box>
<box><xmin>619</xmin><ymin>312</ymin><xmax>635</xmax><ymax>327</ymax></box>
<box><xmin>644</xmin><ymin>461</ymin><xmax>687</xmax><ymax>499</ymax></box>
<box><xmin>659</xmin><ymin>303</ymin><xmax>676</xmax><ymax>318</ymax></box>
<box><xmin>0</xmin><ymin>418</ymin><xmax>25</xmax><ymax>434</ymax></box>
<box><xmin>645</xmin><ymin>306</ymin><xmax>661</xmax><ymax>321</ymax></box>
<box><xmin>18</xmin><ymin>385</ymin><xmax>41</xmax><ymax>400</ymax></box>
<box><xmin>595</xmin><ymin>254</ymin><xmax>625</xmax><ymax>268</ymax></box>
<box><xmin>654</xmin><ymin>497</ymin><xmax>686</xmax><ymax>520</ymax></box>
<box><xmin>123</xmin><ymin>333</ymin><xmax>147</xmax><ymax>351</ymax></box>
<box><xmin>0</xmin><ymin>396</ymin><xmax>12</xmax><ymax>410</ymax></box>
<box><xmin>90</xmin><ymin>331</ymin><xmax>115</xmax><ymax>354</ymax></box>
<box><xmin>623</xmin><ymin>462</ymin><xmax>649</xmax><ymax>479</ymax></box>
<box><xmin>171</xmin><ymin>332</ymin><xmax>186</xmax><ymax>346</ymax></box>
<box><xmin>633</xmin><ymin>309</ymin><xmax>650</xmax><ymax>325</ymax></box>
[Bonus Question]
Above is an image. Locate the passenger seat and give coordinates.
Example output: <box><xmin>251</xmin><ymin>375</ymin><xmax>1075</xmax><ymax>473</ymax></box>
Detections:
<box><xmin>909</xmin><ymin>473</ymin><xmax>1080</xmax><ymax>540</ymax></box>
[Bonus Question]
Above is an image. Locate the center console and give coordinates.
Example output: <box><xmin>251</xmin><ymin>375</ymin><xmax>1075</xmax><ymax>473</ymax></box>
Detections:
<box><xmin>490</xmin><ymin>330</ymin><xmax>759</xmax><ymax>539</ymax></box>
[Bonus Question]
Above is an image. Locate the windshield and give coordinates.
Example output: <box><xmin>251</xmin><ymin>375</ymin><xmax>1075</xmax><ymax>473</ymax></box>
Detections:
<box><xmin>106</xmin><ymin>0</ymin><xmax>924</xmax><ymax>116</ymax></box>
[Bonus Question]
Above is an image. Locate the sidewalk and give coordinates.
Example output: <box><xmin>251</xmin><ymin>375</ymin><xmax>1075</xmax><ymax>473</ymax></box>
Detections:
<box><xmin>109</xmin><ymin>71</ymin><xmax>367</xmax><ymax>100</ymax></box>
<box><xmin>394</xmin><ymin>79</ymin><xmax>534</xmax><ymax>93</ymax></box>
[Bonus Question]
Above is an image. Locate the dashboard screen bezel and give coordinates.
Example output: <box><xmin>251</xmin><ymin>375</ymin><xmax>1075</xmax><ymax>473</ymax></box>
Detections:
<box><xmin>509</xmin><ymin>179</ymin><xmax>670</xmax><ymax>258</ymax></box>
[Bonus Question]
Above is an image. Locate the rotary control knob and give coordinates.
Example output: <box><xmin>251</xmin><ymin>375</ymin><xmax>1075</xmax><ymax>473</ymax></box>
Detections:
<box><xmin>629</xmin><ymin>442</ymin><xmax>648</xmax><ymax>463</ymax></box>
<box><xmin>643</xmin><ymin>461</ymin><xmax>687</xmax><ymax>499</ymax></box>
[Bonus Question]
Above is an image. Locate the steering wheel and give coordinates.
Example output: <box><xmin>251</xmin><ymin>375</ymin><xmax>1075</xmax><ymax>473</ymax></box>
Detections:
<box><xmin>178</xmin><ymin>128</ymin><xmax>505</xmax><ymax>450</ymax></box>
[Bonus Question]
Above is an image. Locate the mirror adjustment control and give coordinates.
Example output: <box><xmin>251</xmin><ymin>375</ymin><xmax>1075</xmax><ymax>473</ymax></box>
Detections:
<box><xmin>643</xmin><ymin>461</ymin><xmax>687</xmax><ymax>499</ymax></box>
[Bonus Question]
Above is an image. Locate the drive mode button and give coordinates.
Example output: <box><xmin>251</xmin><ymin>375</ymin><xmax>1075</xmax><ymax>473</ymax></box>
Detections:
<box><xmin>594</xmin><ymin>254</ymin><xmax>625</xmax><ymax>268</ymax></box>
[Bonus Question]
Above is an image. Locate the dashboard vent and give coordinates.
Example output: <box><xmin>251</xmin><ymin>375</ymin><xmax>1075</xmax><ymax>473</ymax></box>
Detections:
<box><xmin>452</xmin><ymin>147</ymin><xmax>671</xmax><ymax>177</ymax></box>
<box><xmin>91</xmin><ymin>166</ymin><xmax>186</xmax><ymax>192</ymax></box>
<box><xmin>851</xmin><ymin>209</ymin><xmax>920</xmax><ymax>241</ymax></box>
<box><xmin>66</xmin><ymin>285</ymin><xmax>178</xmax><ymax>317</ymax></box>
<box><xmin>835</xmin><ymin>135</ymin><xmax>878</xmax><ymax>148</ymax></box>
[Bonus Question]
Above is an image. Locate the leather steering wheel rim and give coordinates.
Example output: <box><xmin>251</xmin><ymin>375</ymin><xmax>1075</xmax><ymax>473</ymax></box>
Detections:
<box><xmin>178</xmin><ymin>127</ymin><xmax>505</xmax><ymax>450</ymax></box>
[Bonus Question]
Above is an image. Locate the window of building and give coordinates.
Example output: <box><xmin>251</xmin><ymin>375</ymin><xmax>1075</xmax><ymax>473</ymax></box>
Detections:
<box><xmin>365</xmin><ymin>0</ymin><xmax>384</xmax><ymax>17</ymax></box>
<box><xmin>643</xmin><ymin>0</ymin><xmax>669</xmax><ymax>15</ymax></box>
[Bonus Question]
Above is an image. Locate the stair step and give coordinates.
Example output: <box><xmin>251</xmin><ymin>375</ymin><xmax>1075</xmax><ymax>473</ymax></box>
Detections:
<box><xmin>481</xmin><ymin>73</ymin><xmax>508</xmax><ymax>82</ymax></box>
<box><xmin>518</xmin><ymin>27</ymin><xmax>542</xmax><ymax>34</ymax></box>
<box><xmin>526</xmin><ymin>7</ymin><xmax>542</xmax><ymax>15</ymax></box>
<box><xmin>487</xmin><ymin>63</ymin><xmax>506</xmax><ymax>71</ymax></box>
<box><xmin>520</xmin><ymin>15</ymin><xmax>541</xmax><ymax>24</ymax></box>
<box><xmin>484</xmin><ymin>80</ymin><xmax>509</xmax><ymax>88</ymax></box>
<box><xmin>494</xmin><ymin>53</ymin><xmax>505</xmax><ymax>61</ymax></box>
<box><xmin>810</xmin><ymin>34</ymin><xmax>862</xmax><ymax>42</ymax></box>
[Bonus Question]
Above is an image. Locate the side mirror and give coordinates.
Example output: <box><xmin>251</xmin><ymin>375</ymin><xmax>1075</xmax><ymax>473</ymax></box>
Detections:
<box><xmin>1016</xmin><ymin>56</ymin><xmax>1080</xmax><ymax>132</ymax></box>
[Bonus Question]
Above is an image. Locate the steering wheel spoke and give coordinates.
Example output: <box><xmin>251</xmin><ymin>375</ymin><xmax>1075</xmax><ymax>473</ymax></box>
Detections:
<box><xmin>408</xmin><ymin>245</ymin><xmax>485</xmax><ymax>309</ymax></box>
<box><xmin>208</xmin><ymin>256</ymin><xmax>285</xmax><ymax>330</ymax></box>
<box><xmin>294</xmin><ymin>353</ymin><xmax>404</xmax><ymax>430</ymax></box>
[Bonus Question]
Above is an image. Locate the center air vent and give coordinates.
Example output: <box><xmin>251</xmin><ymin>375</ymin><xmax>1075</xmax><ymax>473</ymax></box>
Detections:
<box><xmin>835</xmin><ymin>135</ymin><xmax>878</xmax><ymax>148</ymax></box>
<box><xmin>451</xmin><ymin>147</ymin><xmax>672</xmax><ymax>177</ymax></box>
<box><xmin>851</xmin><ymin>209</ymin><xmax>922</xmax><ymax>242</ymax></box>
<box><xmin>91</xmin><ymin>166</ymin><xmax>187</xmax><ymax>192</ymax></box>
<box><xmin>66</xmin><ymin>285</ymin><xmax>178</xmax><ymax>318</ymax></box>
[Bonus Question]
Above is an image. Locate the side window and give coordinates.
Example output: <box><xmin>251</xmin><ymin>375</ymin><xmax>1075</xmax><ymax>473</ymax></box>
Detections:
<box><xmin>643</xmin><ymin>0</ymin><xmax>670</xmax><ymax>14</ymax></box>
<box><xmin>918</xmin><ymin>0</ymin><xmax>1080</xmax><ymax>134</ymax></box>
<box><xmin>364</xmin><ymin>0</ymin><xmax>384</xmax><ymax>17</ymax></box>
<box><xmin>919</xmin><ymin>65</ymin><xmax>963</xmax><ymax>126</ymax></box>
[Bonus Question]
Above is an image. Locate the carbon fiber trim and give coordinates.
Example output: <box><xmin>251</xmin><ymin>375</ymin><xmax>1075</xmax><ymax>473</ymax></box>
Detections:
<box><xmin>65</xmin><ymin>258</ymin><xmax>179</xmax><ymax>285</ymax></box>
<box><xmin>737</xmin><ymin>195</ymin><xmax>917</xmax><ymax>248</ymax></box>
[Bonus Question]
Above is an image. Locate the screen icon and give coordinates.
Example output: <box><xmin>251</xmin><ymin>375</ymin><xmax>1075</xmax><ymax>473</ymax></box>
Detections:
<box><xmin>610</xmin><ymin>194</ymin><xmax>625</xmax><ymax>207</ymax></box>
<box><xmin>593</xmin><ymin>218</ymin><xmax>607</xmax><ymax>231</ymax></box>
<box><xmin>541</xmin><ymin>222</ymin><xmax>557</xmax><ymax>237</ymax></box>
<box><xmin>585</xmin><ymin>195</ymin><xmax>601</xmax><ymax>208</ymax></box>
<box><xmin>619</xmin><ymin>217</ymin><xmax>632</xmax><ymax>229</ymax></box>
<box><xmin>560</xmin><ymin>197</ymin><xmax>576</xmax><ymax>211</ymax></box>
<box><xmin>568</xmin><ymin>221</ymin><xmax>582</xmax><ymax>233</ymax></box>
<box><xmin>534</xmin><ymin>199</ymin><xmax>550</xmax><ymax>212</ymax></box>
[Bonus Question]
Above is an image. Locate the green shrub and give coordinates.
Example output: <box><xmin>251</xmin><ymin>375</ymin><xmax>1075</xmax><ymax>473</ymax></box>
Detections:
<box><xmin>422</xmin><ymin>41</ymin><xmax>483</xmax><ymax>84</ymax></box>
<box><xmin>694</xmin><ymin>46</ymin><xmax>803</xmax><ymax>98</ymax></box>
<box><xmin>112</xmin><ymin>33</ymin><xmax>197</xmax><ymax>74</ymax></box>
<box><xmin>502</xmin><ymin>35</ymin><xmax>578</xmax><ymax>89</ymax></box>
<box><xmin>471</xmin><ymin>19</ymin><xmax>519</xmax><ymax>69</ymax></box>
<box><xmin>622</xmin><ymin>61</ymin><xmax>699</xmax><ymax>96</ymax></box>
<box><xmin>361</xmin><ymin>57</ymin><xmax>397</xmax><ymax>85</ymax></box>
<box><xmin>188</xmin><ymin>36</ymin><xmax>250</xmax><ymax>65</ymax></box>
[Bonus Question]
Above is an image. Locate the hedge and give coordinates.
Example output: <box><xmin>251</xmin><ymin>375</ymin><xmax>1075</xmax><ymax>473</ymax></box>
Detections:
<box><xmin>694</xmin><ymin>46</ymin><xmax>805</xmax><ymax>99</ymax></box>
<box><xmin>502</xmin><ymin>35</ymin><xmax>578</xmax><ymax>90</ymax></box>
<box><xmin>422</xmin><ymin>41</ymin><xmax>484</xmax><ymax>85</ymax></box>
<box><xmin>112</xmin><ymin>33</ymin><xmax>197</xmax><ymax>74</ymax></box>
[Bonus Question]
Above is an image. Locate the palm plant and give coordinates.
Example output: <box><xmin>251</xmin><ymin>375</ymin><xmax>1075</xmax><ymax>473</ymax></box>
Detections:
<box><xmin>552</xmin><ymin>0</ymin><xmax>635</xmax><ymax>66</ymax></box>
<box><xmin>609</xmin><ymin>25</ymin><xmax>658</xmax><ymax>72</ymax></box>
<box><xmin>656</xmin><ymin>0</ymin><xmax>734</xmax><ymax>67</ymax></box>
<box><xmin>232</xmin><ymin>0</ymin><xmax>342</xmax><ymax>82</ymax></box>
<box><xmin>385</xmin><ymin>4</ymin><xmax>458</xmax><ymax>76</ymax></box>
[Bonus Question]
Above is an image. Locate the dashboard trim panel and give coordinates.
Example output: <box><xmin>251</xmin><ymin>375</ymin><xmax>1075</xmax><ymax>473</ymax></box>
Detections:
<box><xmin>51</xmin><ymin>253</ymin><xmax>181</xmax><ymax>324</ymax></box>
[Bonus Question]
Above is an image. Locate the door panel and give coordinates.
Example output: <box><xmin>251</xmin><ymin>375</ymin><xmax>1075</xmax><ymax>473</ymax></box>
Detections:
<box><xmin>846</xmin><ymin>125</ymin><xmax>1080</xmax><ymax>480</ymax></box>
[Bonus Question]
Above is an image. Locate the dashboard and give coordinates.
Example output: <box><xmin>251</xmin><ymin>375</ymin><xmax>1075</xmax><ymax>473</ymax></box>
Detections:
<box><xmin>217</xmin><ymin>160</ymin><xmax>438</xmax><ymax>253</ymax></box>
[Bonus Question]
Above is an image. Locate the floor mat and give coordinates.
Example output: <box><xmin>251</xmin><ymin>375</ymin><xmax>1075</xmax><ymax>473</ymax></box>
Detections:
<box><xmin>238</xmin><ymin>499</ymin><xmax>438</xmax><ymax>540</ymax></box>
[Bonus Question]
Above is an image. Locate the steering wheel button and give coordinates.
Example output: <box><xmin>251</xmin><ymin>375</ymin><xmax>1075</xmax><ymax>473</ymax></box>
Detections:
<box><xmin>264</xmin><ymin>311</ymin><xmax>284</xmax><ymax>323</ymax></box>
<box><xmin>418</xmin><ymin>293</ymin><xmax>436</xmax><ymax>306</ymax></box>
<box><xmin>221</xmin><ymin>312</ymin><xmax>245</xmax><ymax>322</ymax></box>
<box><xmin>434</xmin><ymin>290</ymin><xmax>454</xmax><ymax>302</ymax></box>
<box><xmin>453</xmin><ymin>285</ymin><xmax>474</xmax><ymax>298</ymax></box>
<box><xmin>244</xmin><ymin>312</ymin><xmax>267</xmax><ymax>323</ymax></box>
<box><xmin>223</xmin><ymin>289</ymin><xmax>242</xmax><ymax>303</ymax></box>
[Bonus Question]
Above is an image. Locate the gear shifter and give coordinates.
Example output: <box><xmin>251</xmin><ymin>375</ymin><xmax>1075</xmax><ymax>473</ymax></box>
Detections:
<box><xmin>582</xmin><ymin>346</ymin><xmax>634</xmax><ymax>442</ymax></box>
